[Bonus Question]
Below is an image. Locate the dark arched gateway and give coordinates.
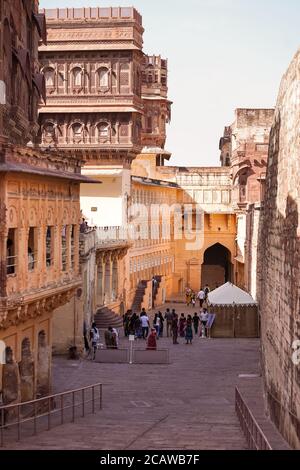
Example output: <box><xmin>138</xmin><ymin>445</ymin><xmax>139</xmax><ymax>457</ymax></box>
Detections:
<box><xmin>201</xmin><ymin>243</ymin><xmax>233</xmax><ymax>288</ymax></box>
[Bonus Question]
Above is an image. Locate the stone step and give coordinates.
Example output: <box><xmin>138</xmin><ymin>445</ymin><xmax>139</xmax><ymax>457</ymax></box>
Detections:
<box><xmin>94</xmin><ymin>307</ymin><xmax>123</xmax><ymax>329</ymax></box>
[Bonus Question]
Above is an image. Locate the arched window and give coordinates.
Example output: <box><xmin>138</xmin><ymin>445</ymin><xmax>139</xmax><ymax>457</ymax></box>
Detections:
<box><xmin>44</xmin><ymin>68</ymin><xmax>55</xmax><ymax>87</ymax></box>
<box><xmin>98</xmin><ymin>68</ymin><xmax>109</xmax><ymax>88</ymax></box>
<box><xmin>43</xmin><ymin>121</ymin><xmax>55</xmax><ymax>143</ymax></box>
<box><xmin>97</xmin><ymin>122</ymin><xmax>110</xmax><ymax>141</ymax></box>
<box><xmin>72</xmin><ymin>123</ymin><xmax>82</xmax><ymax>138</ymax></box>
<box><xmin>72</xmin><ymin>67</ymin><xmax>82</xmax><ymax>87</ymax></box>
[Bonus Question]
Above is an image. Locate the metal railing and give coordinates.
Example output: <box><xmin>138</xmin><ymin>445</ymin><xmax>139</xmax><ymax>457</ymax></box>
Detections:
<box><xmin>0</xmin><ymin>383</ymin><xmax>103</xmax><ymax>447</ymax></box>
<box><xmin>6</xmin><ymin>254</ymin><xmax>17</xmax><ymax>275</ymax></box>
<box><xmin>235</xmin><ymin>387</ymin><xmax>272</xmax><ymax>450</ymax></box>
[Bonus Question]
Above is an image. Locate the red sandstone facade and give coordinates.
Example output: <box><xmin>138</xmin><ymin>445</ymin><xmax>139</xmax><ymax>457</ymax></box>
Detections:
<box><xmin>0</xmin><ymin>0</ymin><xmax>90</xmax><ymax>405</ymax></box>
<box><xmin>38</xmin><ymin>8</ymin><xmax>170</xmax><ymax>167</ymax></box>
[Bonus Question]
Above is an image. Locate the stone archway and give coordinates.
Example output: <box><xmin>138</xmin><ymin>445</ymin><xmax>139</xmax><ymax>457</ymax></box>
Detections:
<box><xmin>36</xmin><ymin>331</ymin><xmax>50</xmax><ymax>398</ymax></box>
<box><xmin>19</xmin><ymin>338</ymin><xmax>34</xmax><ymax>402</ymax></box>
<box><xmin>201</xmin><ymin>243</ymin><xmax>233</xmax><ymax>289</ymax></box>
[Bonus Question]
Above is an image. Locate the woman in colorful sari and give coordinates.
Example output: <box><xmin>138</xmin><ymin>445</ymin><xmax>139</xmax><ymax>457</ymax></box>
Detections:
<box><xmin>147</xmin><ymin>328</ymin><xmax>157</xmax><ymax>350</ymax></box>
<box><xmin>179</xmin><ymin>313</ymin><xmax>186</xmax><ymax>337</ymax></box>
<box><xmin>185</xmin><ymin>315</ymin><xmax>193</xmax><ymax>344</ymax></box>
<box><xmin>185</xmin><ymin>288</ymin><xmax>191</xmax><ymax>306</ymax></box>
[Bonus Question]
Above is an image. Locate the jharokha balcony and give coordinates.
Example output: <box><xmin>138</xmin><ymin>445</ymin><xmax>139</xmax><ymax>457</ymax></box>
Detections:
<box><xmin>39</xmin><ymin>117</ymin><xmax>142</xmax><ymax>156</ymax></box>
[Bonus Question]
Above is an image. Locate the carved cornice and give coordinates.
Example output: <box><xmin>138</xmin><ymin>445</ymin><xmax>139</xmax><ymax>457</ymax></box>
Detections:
<box><xmin>96</xmin><ymin>245</ymin><xmax>130</xmax><ymax>264</ymax></box>
<box><xmin>0</xmin><ymin>284</ymin><xmax>78</xmax><ymax>330</ymax></box>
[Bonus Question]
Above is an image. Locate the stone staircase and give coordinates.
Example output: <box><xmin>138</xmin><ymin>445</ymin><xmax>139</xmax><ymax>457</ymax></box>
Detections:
<box><xmin>94</xmin><ymin>306</ymin><xmax>123</xmax><ymax>329</ymax></box>
<box><xmin>131</xmin><ymin>280</ymin><xmax>147</xmax><ymax>313</ymax></box>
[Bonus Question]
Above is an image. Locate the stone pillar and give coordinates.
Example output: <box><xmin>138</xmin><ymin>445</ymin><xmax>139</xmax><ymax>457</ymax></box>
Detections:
<box><xmin>0</xmin><ymin>202</ymin><xmax>7</xmax><ymax>297</ymax></box>
<box><xmin>112</xmin><ymin>256</ymin><xmax>118</xmax><ymax>301</ymax></box>
<box><xmin>115</xmin><ymin>119</ymin><xmax>120</xmax><ymax>144</ymax></box>
<box><xmin>96</xmin><ymin>257</ymin><xmax>104</xmax><ymax>306</ymax></box>
<box><xmin>104</xmin><ymin>254</ymin><xmax>112</xmax><ymax>304</ymax></box>
<box><xmin>129</xmin><ymin>120</ymin><xmax>133</xmax><ymax>144</ymax></box>
<box><xmin>36</xmin><ymin>226</ymin><xmax>43</xmax><ymax>288</ymax></box>
<box><xmin>53</xmin><ymin>225</ymin><xmax>60</xmax><ymax>278</ymax></box>
<box><xmin>66</xmin><ymin>225</ymin><xmax>71</xmax><ymax>271</ymax></box>
<box><xmin>19</xmin><ymin>226</ymin><xmax>26</xmax><ymax>292</ymax></box>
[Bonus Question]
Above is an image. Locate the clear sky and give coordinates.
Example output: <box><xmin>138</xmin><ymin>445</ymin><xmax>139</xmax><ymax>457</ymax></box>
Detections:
<box><xmin>40</xmin><ymin>0</ymin><xmax>300</xmax><ymax>166</ymax></box>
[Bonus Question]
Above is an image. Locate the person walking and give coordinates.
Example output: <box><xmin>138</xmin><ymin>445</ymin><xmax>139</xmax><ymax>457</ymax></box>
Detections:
<box><xmin>153</xmin><ymin>313</ymin><xmax>161</xmax><ymax>338</ymax></box>
<box><xmin>158</xmin><ymin>311</ymin><xmax>164</xmax><ymax>337</ymax></box>
<box><xmin>165</xmin><ymin>308</ymin><xmax>173</xmax><ymax>337</ymax></box>
<box><xmin>179</xmin><ymin>313</ymin><xmax>186</xmax><ymax>337</ymax></box>
<box><xmin>123</xmin><ymin>310</ymin><xmax>131</xmax><ymax>337</ymax></box>
<box><xmin>185</xmin><ymin>288</ymin><xmax>192</xmax><ymax>306</ymax></box>
<box><xmin>200</xmin><ymin>308</ymin><xmax>209</xmax><ymax>338</ymax></box>
<box><xmin>140</xmin><ymin>310</ymin><xmax>150</xmax><ymax>339</ymax></box>
<box><xmin>171</xmin><ymin>313</ymin><xmax>179</xmax><ymax>344</ymax></box>
<box><xmin>204</xmin><ymin>284</ymin><xmax>210</xmax><ymax>299</ymax></box>
<box><xmin>89</xmin><ymin>322</ymin><xmax>100</xmax><ymax>360</ymax></box>
<box><xmin>193</xmin><ymin>312</ymin><xmax>200</xmax><ymax>335</ymax></box>
<box><xmin>129</xmin><ymin>312</ymin><xmax>138</xmax><ymax>336</ymax></box>
<box><xmin>185</xmin><ymin>315</ymin><xmax>193</xmax><ymax>344</ymax></box>
<box><xmin>135</xmin><ymin>315</ymin><xmax>143</xmax><ymax>339</ymax></box>
<box><xmin>197</xmin><ymin>289</ymin><xmax>205</xmax><ymax>308</ymax></box>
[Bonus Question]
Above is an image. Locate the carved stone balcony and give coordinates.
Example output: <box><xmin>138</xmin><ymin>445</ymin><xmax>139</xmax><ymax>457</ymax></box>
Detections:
<box><xmin>80</xmin><ymin>226</ymin><xmax>132</xmax><ymax>256</ymax></box>
<box><xmin>40</xmin><ymin>94</ymin><xmax>144</xmax><ymax>114</ymax></box>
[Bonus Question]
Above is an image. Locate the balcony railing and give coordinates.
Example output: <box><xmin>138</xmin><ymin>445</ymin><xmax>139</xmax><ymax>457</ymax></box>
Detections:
<box><xmin>96</xmin><ymin>226</ymin><xmax>130</xmax><ymax>246</ymax></box>
<box><xmin>79</xmin><ymin>226</ymin><xmax>131</xmax><ymax>256</ymax></box>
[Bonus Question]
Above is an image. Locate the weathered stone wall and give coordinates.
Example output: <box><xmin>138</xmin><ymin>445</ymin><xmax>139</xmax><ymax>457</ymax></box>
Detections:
<box><xmin>258</xmin><ymin>49</ymin><xmax>300</xmax><ymax>449</ymax></box>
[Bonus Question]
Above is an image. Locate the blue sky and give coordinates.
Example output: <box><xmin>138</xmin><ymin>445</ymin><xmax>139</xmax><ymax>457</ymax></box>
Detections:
<box><xmin>40</xmin><ymin>0</ymin><xmax>300</xmax><ymax>166</ymax></box>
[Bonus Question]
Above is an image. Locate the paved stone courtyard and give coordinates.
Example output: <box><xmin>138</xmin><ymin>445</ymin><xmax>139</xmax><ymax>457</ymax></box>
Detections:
<box><xmin>8</xmin><ymin>304</ymin><xmax>260</xmax><ymax>450</ymax></box>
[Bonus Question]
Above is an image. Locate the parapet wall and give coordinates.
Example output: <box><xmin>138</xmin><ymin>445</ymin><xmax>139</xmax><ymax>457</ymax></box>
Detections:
<box><xmin>42</xmin><ymin>7</ymin><xmax>142</xmax><ymax>24</ymax></box>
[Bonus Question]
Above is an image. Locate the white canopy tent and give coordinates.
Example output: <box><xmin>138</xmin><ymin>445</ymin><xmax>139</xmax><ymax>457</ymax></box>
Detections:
<box><xmin>207</xmin><ymin>282</ymin><xmax>257</xmax><ymax>306</ymax></box>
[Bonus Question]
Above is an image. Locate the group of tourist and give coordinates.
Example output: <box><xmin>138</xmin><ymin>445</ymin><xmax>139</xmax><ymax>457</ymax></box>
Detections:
<box><xmin>122</xmin><ymin>306</ymin><xmax>210</xmax><ymax>347</ymax></box>
<box><xmin>185</xmin><ymin>284</ymin><xmax>214</xmax><ymax>308</ymax></box>
<box><xmin>164</xmin><ymin>308</ymin><xmax>210</xmax><ymax>345</ymax></box>
<box><xmin>87</xmin><ymin>322</ymin><xmax>119</xmax><ymax>360</ymax></box>
<box><xmin>86</xmin><ymin>287</ymin><xmax>214</xmax><ymax>359</ymax></box>
<box><xmin>122</xmin><ymin>308</ymin><xmax>153</xmax><ymax>340</ymax></box>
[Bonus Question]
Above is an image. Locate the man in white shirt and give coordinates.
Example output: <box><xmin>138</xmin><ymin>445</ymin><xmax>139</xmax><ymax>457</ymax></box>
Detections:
<box><xmin>200</xmin><ymin>309</ymin><xmax>209</xmax><ymax>338</ymax></box>
<box><xmin>140</xmin><ymin>312</ymin><xmax>150</xmax><ymax>339</ymax></box>
<box><xmin>90</xmin><ymin>322</ymin><xmax>100</xmax><ymax>359</ymax></box>
<box><xmin>197</xmin><ymin>289</ymin><xmax>205</xmax><ymax>307</ymax></box>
